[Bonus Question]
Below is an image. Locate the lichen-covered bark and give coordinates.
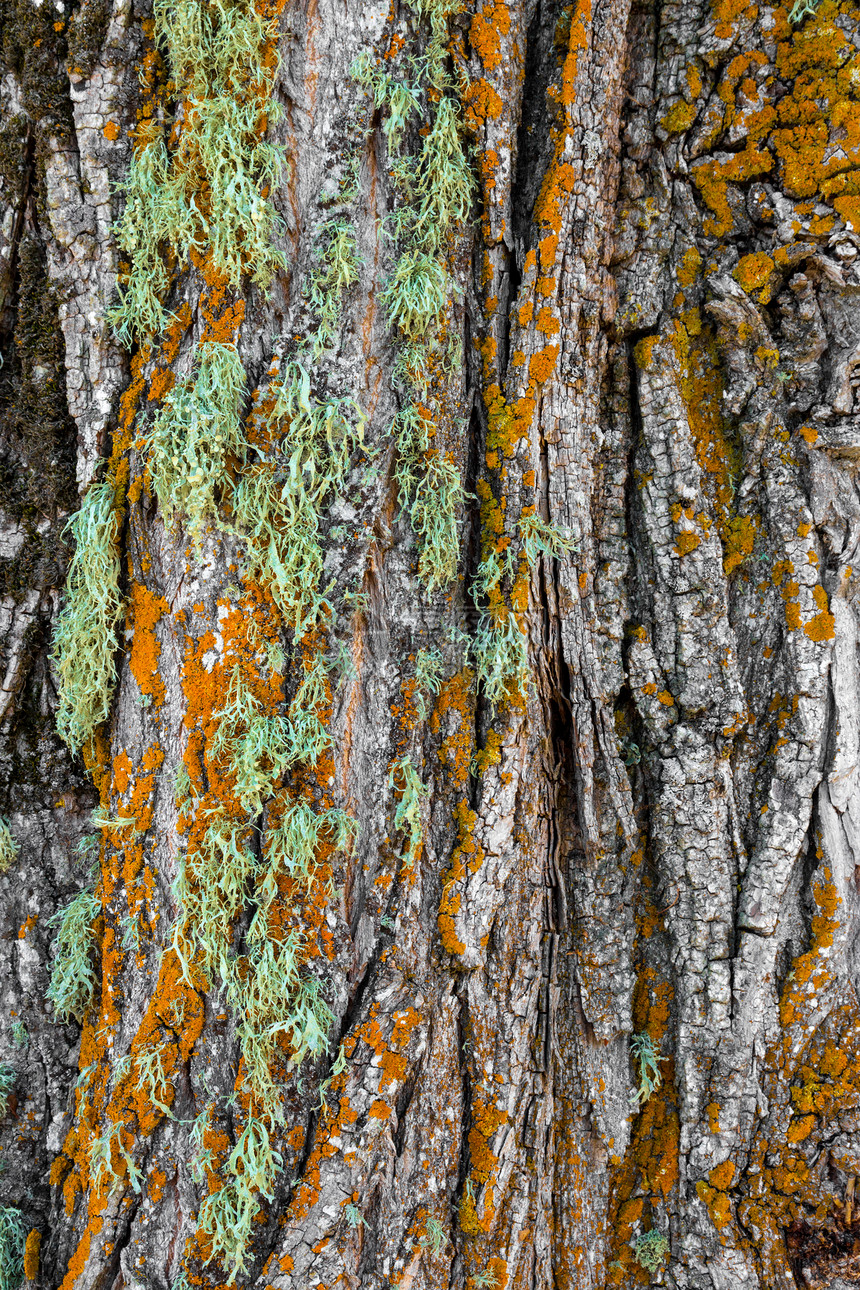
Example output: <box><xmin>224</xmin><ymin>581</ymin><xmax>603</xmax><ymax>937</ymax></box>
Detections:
<box><xmin>3</xmin><ymin>0</ymin><xmax>860</xmax><ymax>1287</ymax></box>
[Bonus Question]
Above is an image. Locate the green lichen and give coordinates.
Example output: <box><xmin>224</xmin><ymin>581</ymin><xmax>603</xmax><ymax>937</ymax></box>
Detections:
<box><xmin>307</xmin><ymin>218</ymin><xmax>362</xmax><ymax>357</ymax></box>
<box><xmin>351</xmin><ymin>52</ymin><xmax>421</xmax><ymax>150</ymax></box>
<box><xmin>633</xmin><ymin>1229</ymin><xmax>670</xmax><ymax>1273</ymax></box>
<box><xmin>414</xmin><ymin>647</ymin><xmax>443</xmax><ymax>719</ymax></box>
<box><xmin>0</xmin><ymin>819</ymin><xmax>18</xmax><ymax>875</ymax></box>
<box><xmin>394</xmin><ymin>405</ymin><xmax>464</xmax><ymax>593</ymax></box>
<box><xmin>382</xmin><ymin>249</ymin><xmax>448</xmax><ymax>343</ymax></box>
<box><xmin>134</xmin><ymin>1042</ymin><xmax>174</xmax><ymax>1118</ymax></box>
<box><xmin>356</xmin><ymin>7</ymin><xmax>473</xmax><ymax>596</ymax></box>
<box><xmin>171</xmin><ymin>818</ymin><xmax>255</xmax><ymax>988</ymax></box>
<box><xmin>264</xmin><ymin>800</ymin><xmax>356</xmax><ymax>896</ymax></box>
<box><xmin>0</xmin><ymin>1207</ymin><xmax>26</xmax><ymax>1290</ymax></box>
<box><xmin>89</xmin><ymin>1121</ymin><xmax>142</xmax><ymax>1194</ymax></box>
<box><xmin>472</xmin><ymin>552</ymin><xmax>529</xmax><ymax>705</ymax></box>
<box><xmin>788</xmin><ymin>0</ymin><xmax>821</xmax><ymax>24</ymax></box>
<box><xmin>110</xmin><ymin>0</ymin><xmax>286</xmax><ymax>342</ymax></box>
<box><xmin>0</xmin><ymin>1065</ymin><xmax>15</xmax><ymax>1119</ymax></box>
<box><xmin>518</xmin><ymin>513</ymin><xmax>576</xmax><ymax>564</ymax></box>
<box><xmin>52</xmin><ymin>479</ymin><xmax>124</xmax><ymax>754</ymax></box>
<box><xmin>148</xmin><ymin>341</ymin><xmax>248</xmax><ymax>546</ymax></box>
<box><xmin>389</xmin><ymin>756</ymin><xmax>427</xmax><ymax>867</ymax></box>
<box><xmin>46</xmin><ymin>888</ymin><xmax>101</xmax><ymax>1024</ymax></box>
<box><xmin>235</xmin><ymin>363</ymin><xmax>365</xmax><ymax>636</ymax></box>
<box><xmin>630</xmin><ymin>1031</ymin><xmax>665</xmax><ymax>1108</ymax></box>
<box><xmin>198</xmin><ymin>1117</ymin><xmax>282</xmax><ymax>1282</ymax></box>
<box><xmin>208</xmin><ymin>670</ymin><xmax>294</xmax><ymax>819</ymax></box>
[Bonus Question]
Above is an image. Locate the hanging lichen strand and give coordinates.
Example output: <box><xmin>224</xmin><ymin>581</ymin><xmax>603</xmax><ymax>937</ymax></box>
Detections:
<box><xmin>354</xmin><ymin>0</ymin><xmax>574</xmax><ymax>707</ymax></box>
<box><xmin>353</xmin><ymin>0</ymin><xmax>473</xmax><ymax>597</ymax></box>
<box><xmin>108</xmin><ymin>0</ymin><xmax>285</xmax><ymax>345</ymax></box>
<box><xmin>52</xmin><ymin>478</ymin><xmax>124</xmax><ymax>754</ymax></box>
<box><xmin>47</xmin><ymin>0</ymin><xmax>489</xmax><ymax>1282</ymax></box>
<box><xmin>45</xmin><ymin>0</ymin><xmax>348</xmax><ymax>1280</ymax></box>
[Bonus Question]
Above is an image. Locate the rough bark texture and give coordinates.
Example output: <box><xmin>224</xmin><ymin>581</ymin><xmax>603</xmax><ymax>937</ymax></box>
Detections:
<box><xmin>3</xmin><ymin>0</ymin><xmax>860</xmax><ymax>1287</ymax></box>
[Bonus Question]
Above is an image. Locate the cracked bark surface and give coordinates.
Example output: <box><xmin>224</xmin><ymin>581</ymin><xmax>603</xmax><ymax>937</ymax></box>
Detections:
<box><xmin>3</xmin><ymin>0</ymin><xmax>860</xmax><ymax>1287</ymax></box>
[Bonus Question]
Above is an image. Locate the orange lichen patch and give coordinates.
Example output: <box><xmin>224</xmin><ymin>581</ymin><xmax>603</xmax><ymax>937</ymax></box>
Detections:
<box><xmin>833</xmin><ymin>194</ymin><xmax>860</xmax><ymax>229</ymax></box>
<box><xmin>199</xmin><ymin>281</ymin><xmax>246</xmax><ymax>346</ymax></box>
<box><xmin>538</xmin><ymin>233</ymin><xmax>558</xmax><ymax>269</ymax></box>
<box><xmin>124</xmin><ymin>948</ymin><xmax>204</xmax><ymax>1132</ymax></box>
<box><xmin>127</xmin><ymin>583</ymin><xmax>168</xmax><ymax>708</ymax></box>
<box><xmin>18</xmin><ymin>913</ymin><xmax>36</xmax><ymax>939</ymax></box>
<box><xmin>634</xmin><ymin>335</ymin><xmax>658</xmax><ymax>371</ymax></box>
<box><xmin>459</xmin><ymin>1188</ymin><xmax>490</xmax><ymax>1237</ymax></box>
<box><xmin>723</xmin><ymin>515</ymin><xmax>758</xmax><ymax>575</ymax></box>
<box><xmin>785</xmin><ymin>601</ymin><xmax>802</xmax><ymax>631</ymax></box>
<box><xmin>148</xmin><ymin>1163</ymin><xmax>168</xmax><ymax>1203</ymax></box>
<box><xmin>535</xmin><ymin>306</ymin><xmax>560</xmax><ymax>336</ymax></box>
<box><xmin>696</xmin><ymin>1179</ymin><xmax>734</xmax><ymax>1231</ymax></box>
<box><xmin>472</xmin><ymin>729</ymin><xmax>502</xmax><ymax>777</ymax></box>
<box><xmin>670</xmin><ymin>320</ymin><xmax>743</xmax><ymax>566</ymax></box>
<box><xmin>698</xmin><ymin>3</ymin><xmax>860</xmax><ymax>244</ymax></box>
<box><xmin>112</xmin><ymin>751</ymin><xmax>132</xmax><ymax>797</ymax></box>
<box><xmin>677</xmin><ymin>246</ymin><xmax>702</xmax><ymax>288</ymax></box>
<box><xmin>712</xmin><ymin>0</ymin><xmax>755</xmax><ymax>40</ymax></box>
<box><xmin>147</xmin><ymin>366</ymin><xmax>175</xmax><ymax>403</ymax></box>
<box><xmin>58</xmin><ymin>1225</ymin><xmax>94</xmax><ymax>1290</ymax></box>
<box><xmin>661</xmin><ymin>99</ymin><xmax>697</xmax><ymax>133</ymax></box>
<box><xmin>657</xmin><ymin>690</ymin><xmax>674</xmax><ymax>707</ymax></box>
<box><xmin>709</xmin><ymin>1159</ymin><xmax>736</xmax><ymax>1190</ymax></box>
<box><xmin>803</xmin><ymin>583</ymin><xmax>835</xmax><ymax>641</ymax></box>
<box><xmin>102</xmin><ymin>121</ymin><xmax>120</xmax><ymax>141</ymax></box>
<box><xmin>23</xmin><ymin>1230</ymin><xmax>40</xmax><ymax>1280</ymax></box>
<box><xmin>160</xmin><ymin>302</ymin><xmax>192</xmax><ymax>367</ymax></box>
<box><xmin>533</xmin><ymin>156</ymin><xmax>577</xmax><ymax>235</ymax></box>
<box><xmin>787</xmin><ymin>1114</ymin><xmax>816</xmax><ymax>1143</ymax></box>
<box><xmin>430</xmin><ymin>668</ymin><xmax>477</xmax><ymax>787</ymax></box>
<box><xmin>469</xmin><ymin>1095</ymin><xmax>507</xmax><ymax>1182</ymax></box>
<box><xmin>468</xmin><ymin>0</ymin><xmax>511</xmax><ymax>72</ymax></box>
<box><xmin>736</xmin><ymin>867</ymin><xmax>858</xmax><ymax>1279</ymax></box>
<box><xmin>696</xmin><ymin>145</ymin><xmax>774</xmax><ymax>238</ymax></box>
<box><xmin>485</xmin><ymin>389</ymin><xmax>526</xmax><ymax>461</ymax></box>
<box><xmin>485</xmin><ymin>1258</ymin><xmax>509</xmax><ymax>1290</ymax></box>
<box><xmin>780</xmin><ymin>869</ymin><xmax>840</xmax><ymax>1032</ymax></box>
<box><xmin>674</xmin><ymin>531</ymin><xmax>701</xmax><ymax>557</ymax></box>
<box><xmin>438</xmin><ymin>798</ymin><xmax>485</xmax><ymax>957</ymax></box>
<box><xmin>606</xmin><ymin>941</ymin><xmax>678</xmax><ymax>1284</ymax></box>
<box><xmin>528</xmin><ymin>344</ymin><xmax>559</xmax><ymax>384</ymax></box>
<box><xmin>799</xmin><ymin>425</ymin><xmax>818</xmax><ymax>445</ymax></box>
<box><xmin>558</xmin><ymin>0</ymin><xmax>591</xmax><ymax>103</ymax></box>
<box><xmin>465</xmin><ymin>77</ymin><xmax>504</xmax><ymax>130</ymax></box>
<box><xmin>734</xmin><ymin>251</ymin><xmax>777</xmax><ymax>301</ymax></box>
<box><xmin>682</xmin><ymin>305</ymin><xmax>702</xmax><ymax>336</ymax></box>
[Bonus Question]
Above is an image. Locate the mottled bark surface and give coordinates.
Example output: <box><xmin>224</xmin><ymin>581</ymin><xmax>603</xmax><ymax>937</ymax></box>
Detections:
<box><xmin>3</xmin><ymin>0</ymin><xmax>860</xmax><ymax>1287</ymax></box>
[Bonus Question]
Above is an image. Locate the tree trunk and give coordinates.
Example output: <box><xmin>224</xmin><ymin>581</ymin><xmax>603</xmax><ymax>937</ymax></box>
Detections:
<box><xmin>2</xmin><ymin>0</ymin><xmax>860</xmax><ymax>1286</ymax></box>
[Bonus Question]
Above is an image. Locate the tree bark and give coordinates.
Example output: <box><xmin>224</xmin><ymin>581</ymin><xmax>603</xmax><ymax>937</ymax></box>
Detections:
<box><xmin>2</xmin><ymin>0</ymin><xmax>860</xmax><ymax>1287</ymax></box>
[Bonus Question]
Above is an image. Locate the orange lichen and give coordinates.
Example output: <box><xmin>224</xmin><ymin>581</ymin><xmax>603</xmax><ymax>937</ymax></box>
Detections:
<box><xmin>528</xmin><ymin>344</ymin><xmax>559</xmax><ymax>384</ymax></box>
<box><xmin>468</xmin><ymin>0</ymin><xmax>511</xmax><ymax>70</ymax></box>
<box><xmin>24</xmin><ymin>1230</ymin><xmax>40</xmax><ymax>1280</ymax></box>
<box><xmin>674</xmin><ymin>531</ymin><xmax>701</xmax><ymax>556</ymax></box>
<box><xmin>127</xmin><ymin>583</ymin><xmax>168</xmax><ymax>708</ymax></box>
<box><xmin>661</xmin><ymin>99</ymin><xmax>697</xmax><ymax>133</ymax></box>
<box><xmin>438</xmin><ymin>797</ymin><xmax>484</xmax><ymax>958</ymax></box>
<box><xmin>734</xmin><ymin>251</ymin><xmax>776</xmax><ymax>298</ymax></box>
<box><xmin>803</xmin><ymin>583</ymin><xmax>835</xmax><ymax>641</ymax></box>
